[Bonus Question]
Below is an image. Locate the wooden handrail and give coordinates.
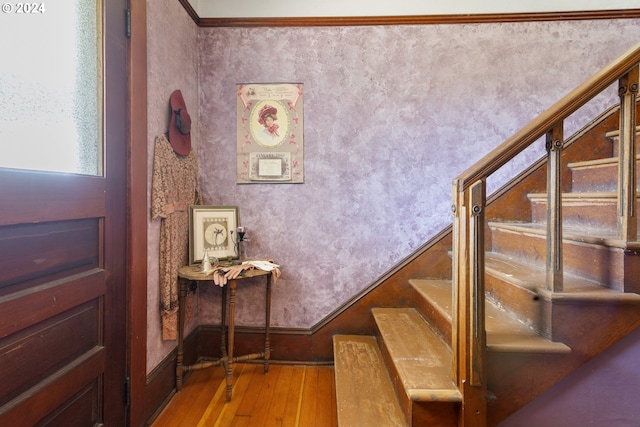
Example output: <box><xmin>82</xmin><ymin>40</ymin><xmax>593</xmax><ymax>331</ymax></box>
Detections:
<box><xmin>452</xmin><ymin>41</ymin><xmax>640</xmax><ymax>426</ymax></box>
<box><xmin>456</xmin><ymin>41</ymin><xmax>640</xmax><ymax>191</ymax></box>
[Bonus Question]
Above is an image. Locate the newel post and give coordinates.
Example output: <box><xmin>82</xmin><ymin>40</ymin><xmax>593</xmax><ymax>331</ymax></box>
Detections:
<box><xmin>546</xmin><ymin>123</ymin><xmax>564</xmax><ymax>292</ymax></box>
<box><xmin>617</xmin><ymin>65</ymin><xmax>638</xmax><ymax>242</ymax></box>
<box><xmin>452</xmin><ymin>179</ymin><xmax>487</xmax><ymax>427</ymax></box>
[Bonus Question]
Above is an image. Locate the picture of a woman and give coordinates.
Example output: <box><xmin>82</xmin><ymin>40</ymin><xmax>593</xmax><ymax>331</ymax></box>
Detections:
<box><xmin>259</xmin><ymin>105</ymin><xmax>279</xmax><ymax>138</ymax></box>
<box><xmin>251</xmin><ymin>101</ymin><xmax>288</xmax><ymax>148</ymax></box>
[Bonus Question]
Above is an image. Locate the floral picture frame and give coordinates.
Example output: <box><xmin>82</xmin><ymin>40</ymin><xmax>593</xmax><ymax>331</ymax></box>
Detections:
<box><xmin>188</xmin><ymin>205</ymin><xmax>239</xmax><ymax>264</ymax></box>
<box><xmin>236</xmin><ymin>83</ymin><xmax>304</xmax><ymax>184</ymax></box>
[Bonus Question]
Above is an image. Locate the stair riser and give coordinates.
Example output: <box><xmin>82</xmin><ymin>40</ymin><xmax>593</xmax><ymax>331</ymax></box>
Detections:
<box><xmin>571</xmin><ymin>164</ymin><xmax>617</xmax><ymax>192</ymax></box>
<box><xmin>374</xmin><ymin>320</ymin><xmax>452</xmax><ymax>427</ymax></box>
<box><xmin>485</xmin><ymin>266</ymin><xmax>640</xmax><ymax>341</ymax></box>
<box><xmin>609</xmin><ymin>131</ymin><xmax>640</xmax><ymax>158</ymax></box>
<box><xmin>485</xmin><ymin>273</ymin><xmax>546</xmax><ymax>334</ymax></box>
<box><xmin>374</xmin><ymin>336</ymin><xmax>460</xmax><ymax>427</ymax></box>
<box><xmin>570</xmin><ymin>160</ymin><xmax>640</xmax><ymax>192</ymax></box>
<box><xmin>372</xmin><ymin>308</ymin><xmax>461</xmax><ymax>427</ymax></box>
<box><xmin>412</xmin><ymin>403</ymin><xmax>458</xmax><ymax>427</ymax></box>
<box><xmin>408</xmin><ymin>283</ymin><xmax>453</xmax><ymax>346</ymax></box>
<box><xmin>544</xmin><ymin>299</ymin><xmax>640</xmax><ymax>345</ymax></box>
<box><xmin>570</xmin><ymin>126</ymin><xmax>640</xmax><ymax>191</ymax></box>
<box><xmin>486</xmin><ymin>351</ymin><xmax>573</xmax><ymax>426</ymax></box>
<box><xmin>489</xmin><ymin>226</ymin><xmax>638</xmax><ymax>292</ymax></box>
<box><xmin>374</xmin><ymin>328</ymin><xmax>414</xmax><ymax>426</ymax></box>
<box><xmin>529</xmin><ymin>198</ymin><xmax>640</xmax><ymax>230</ymax></box>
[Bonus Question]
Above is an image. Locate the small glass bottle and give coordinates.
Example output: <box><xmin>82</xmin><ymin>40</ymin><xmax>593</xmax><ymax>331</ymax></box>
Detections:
<box><xmin>201</xmin><ymin>248</ymin><xmax>211</xmax><ymax>272</ymax></box>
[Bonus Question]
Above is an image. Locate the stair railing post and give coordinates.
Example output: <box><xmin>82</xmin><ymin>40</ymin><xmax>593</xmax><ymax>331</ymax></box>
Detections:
<box><xmin>452</xmin><ymin>179</ymin><xmax>487</xmax><ymax>427</ymax></box>
<box><xmin>468</xmin><ymin>180</ymin><xmax>486</xmax><ymax>390</ymax></box>
<box><xmin>617</xmin><ymin>65</ymin><xmax>638</xmax><ymax>242</ymax></box>
<box><xmin>451</xmin><ymin>179</ymin><xmax>463</xmax><ymax>385</ymax></box>
<box><xmin>545</xmin><ymin>123</ymin><xmax>564</xmax><ymax>292</ymax></box>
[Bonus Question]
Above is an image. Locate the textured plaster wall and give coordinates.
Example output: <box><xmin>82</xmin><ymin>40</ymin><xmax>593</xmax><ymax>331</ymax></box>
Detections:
<box><xmin>145</xmin><ymin>1</ymin><xmax>640</xmax><ymax>387</ymax></box>
<box><xmin>146</xmin><ymin>0</ymin><xmax>200</xmax><ymax>373</ymax></box>
<box><xmin>195</xmin><ymin>20</ymin><xmax>640</xmax><ymax>333</ymax></box>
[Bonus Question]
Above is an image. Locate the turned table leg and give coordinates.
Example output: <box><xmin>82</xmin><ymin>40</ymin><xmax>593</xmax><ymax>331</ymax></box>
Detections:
<box><xmin>264</xmin><ymin>274</ymin><xmax>272</xmax><ymax>373</ymax></box>
<box><xmin>220</xmin><ymin>283</ymin><xmax>227</xmax><ymax>359</ymax></box>
<box><xmin>226</xmin><ymin>279</ymin><xmax>237</xmax><ymax>401</ymax></box>
<box><xmin>176</xmin><ymin>278</ymin><xmax>187</xmax><ymax>391</ymax></box>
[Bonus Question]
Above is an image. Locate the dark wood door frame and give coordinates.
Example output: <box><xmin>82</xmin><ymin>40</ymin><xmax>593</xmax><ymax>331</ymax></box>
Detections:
<box><xmin>127</xmin><ymin>1</ymin><xmax>148</xmax><ymax>426</ymax></box>
<box><xmin>0</xmin><ymin>0</ymin><xmax>132</xmax><ymax>424</ymax></box>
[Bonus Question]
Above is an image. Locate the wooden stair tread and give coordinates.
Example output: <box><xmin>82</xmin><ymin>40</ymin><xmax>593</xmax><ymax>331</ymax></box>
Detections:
<box><xmin>486</xmin><ymin>252</ymin><xmax>640</xmax><ymax>302</ymax></box>
<box><xmin>525</xmin><ymin>193</ymin><xmax>640</xmax><ymax>234</ymax></box>
<box><xmin>604</xmin><ymin>125</ymin><xmax>640</xmax><ymax>138</ymax></box>
<box><xmin>409</xmin><ymin>278</ymin><xmax>453</xmax><ymax>323</ymax></box>
<box><xmin>527</xmin><ymin>191</ymin><xmax>640</xmax><ymax>201</ymax></box>
<box><xmin>567</xmin><ymin>154</ymin><xmax>640</xmax><ymax>170</ymax></box>
<box><xmin>408</xmin><ymin>280</ymin><xmax>571</xmax><ymax>354</ymax></box>
<box><xmin>372</xmin><ymin>307</ymin><xmax>462</xmax><ymax>402</ymax></box>
<box><xmin>333</xmin><ymin>335</ymin><xmax>408</xmax><ymax>427</ymax></box>
<box><xmin>487</xmin><ymin>221</ymin><xmax>640</xmax><ymax>250</ymax></box>
<box><xmin>485</xmin><ymin>302</ymin><xmax>570</xmax><ymax>353</ymax></box>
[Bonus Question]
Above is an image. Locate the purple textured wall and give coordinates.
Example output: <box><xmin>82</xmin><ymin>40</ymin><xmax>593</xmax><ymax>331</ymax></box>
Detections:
<box><xmin>146</xmin><ymin>8</ymin><xmax>640</xmax><ymax>423</ymax></box>
<box><xmin>146</xmin><ymin>0</ymin><xmax>200</xmax><ymax>372</ymax></box>
<box><xmin>146</xmin><ymin>3</ymin><xmax>640</xmax><ymax>423</ymax></box>
<box><xmin>195</xmin><ymin>21</ymin><xmax>640</xmax><ymax>332</ymax></box>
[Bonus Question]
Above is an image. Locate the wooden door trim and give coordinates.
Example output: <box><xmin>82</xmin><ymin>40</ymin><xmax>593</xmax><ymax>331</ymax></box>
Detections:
<box><xmin>127</xmin><ymin>1</ymin><xmax>148</xmax><ymax>426</ymax></box>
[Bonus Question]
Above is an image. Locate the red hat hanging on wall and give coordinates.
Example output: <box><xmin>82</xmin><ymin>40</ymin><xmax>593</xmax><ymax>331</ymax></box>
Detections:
<box><xmin>168</xmin><ymin>89</ymin><xmax>192</xmax><ymax>156</ymax></box>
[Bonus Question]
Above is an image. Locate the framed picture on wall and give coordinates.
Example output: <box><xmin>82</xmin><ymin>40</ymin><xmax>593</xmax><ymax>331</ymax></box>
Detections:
<box><xmin>236</xmin><ymin>83</ymin><xmax>304</xmax><ymax>183</ymax></box>
<box><xmin>188</xmin><ymin>205</ymin><xmax>239</xmax><ymax>264</ymax></box>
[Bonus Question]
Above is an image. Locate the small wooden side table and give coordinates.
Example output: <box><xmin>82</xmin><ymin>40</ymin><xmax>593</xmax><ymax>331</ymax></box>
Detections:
<box><xmin>176</xmin><ymin>264</ymin><xmax>272</xmax><ymax>401</ymax></box>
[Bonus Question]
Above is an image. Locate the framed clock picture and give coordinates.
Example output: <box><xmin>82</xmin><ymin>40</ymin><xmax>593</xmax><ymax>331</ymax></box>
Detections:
<box><xmin>188</xmin><ymin>205</ymin><xmax>240</xmax><ymax>264</ymax></box>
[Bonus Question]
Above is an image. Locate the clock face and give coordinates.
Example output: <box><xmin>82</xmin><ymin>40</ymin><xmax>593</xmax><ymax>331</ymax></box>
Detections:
<box><xmin>204</xmin><ymin>223</ymin><xmax>227</xmax><ymax>247</ymax></box>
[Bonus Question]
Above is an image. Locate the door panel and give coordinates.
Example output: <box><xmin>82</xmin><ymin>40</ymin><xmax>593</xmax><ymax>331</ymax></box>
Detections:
<box><xmin>0</xmin><ymin>183</ymin><xmax>119</xmax><ymax>427</ymax></box>
<box><xmin>0</xmin><ymin>172</ymin><xmax>106</xmax><ymax>225</ymax></box>
<box><xmin>35</xmin><ymin>380</ymin><xmax>101</xmax><ymax>427</ymax></box>
<box><xmin>0</xmin><ymin>0</ymin><xmax>128</xmax><ymax>425</ymax></box>
<box><xmin>0</xmin><ymin>218</ymin><xmax>100</xmax><ymax>295</ymax></box>
<box><xmin>0</xmin><ymin>299</ymin><xmax>101</xmax><ymax>403</ymax></box>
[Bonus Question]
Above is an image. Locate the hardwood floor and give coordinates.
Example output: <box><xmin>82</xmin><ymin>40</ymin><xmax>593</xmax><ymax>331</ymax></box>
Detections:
<box><xmin>150</xmin><ymin>363</ymin><xmax>337</xmax><ymax>427</ymax></box>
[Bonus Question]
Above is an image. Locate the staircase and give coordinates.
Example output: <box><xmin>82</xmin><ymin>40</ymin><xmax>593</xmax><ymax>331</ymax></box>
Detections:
<box><xmin>333</xmin><ymin>44</ymin><xmax>640</xmax><ymax>427</ymax></box>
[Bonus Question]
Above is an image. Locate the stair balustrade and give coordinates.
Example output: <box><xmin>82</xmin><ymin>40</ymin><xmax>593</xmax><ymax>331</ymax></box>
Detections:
<box><xmin>451</xmin><ymin>41</ymin><xmax>640</xmax><ymax>427</ymax></box>
<box><xmin>618</xmin><ymin>66</ymin><xmax>639</xmax><ymax>241</ymax></box>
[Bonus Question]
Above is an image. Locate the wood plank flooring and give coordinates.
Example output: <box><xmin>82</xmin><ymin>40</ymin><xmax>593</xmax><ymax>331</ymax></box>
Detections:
<box><xmin>150</xmin><ymin>363</ymin><xmax>337</xmax><ymax>427</ymax></box>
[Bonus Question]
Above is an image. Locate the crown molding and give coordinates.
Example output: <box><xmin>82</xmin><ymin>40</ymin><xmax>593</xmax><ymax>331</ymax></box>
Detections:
<box><xmin>177</xmin><ymin>2</ymin><xmax>640</xmax><ymax>27</ymax></box>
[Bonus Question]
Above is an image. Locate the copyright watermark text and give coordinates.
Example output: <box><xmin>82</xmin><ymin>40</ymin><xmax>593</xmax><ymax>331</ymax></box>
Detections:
<box><xmin>2</xmin><ymin>3</ymin><xmax>46</xmax><ymax>14</ymax></box>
